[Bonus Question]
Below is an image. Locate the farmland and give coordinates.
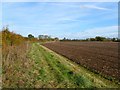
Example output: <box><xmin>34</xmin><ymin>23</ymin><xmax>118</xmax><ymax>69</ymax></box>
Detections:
<box><xmin>43</xmin><ymin>41</ymin><xmax>120</xmax><ymax>82</ymax></box>
<box><xmin>1</xmin><ymin>29</ymin><xmax>120</xmax><ymax>88</ymax></box>
<box><xmin>2</xmin><ymin>43</ymin><xmax>120</xmax><ymax>88</ymax></box>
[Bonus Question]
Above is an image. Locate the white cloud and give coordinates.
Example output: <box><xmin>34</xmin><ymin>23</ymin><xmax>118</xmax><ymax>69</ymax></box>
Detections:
<box><xmin>63</xmin><ymin>26</ymin><xmax>118</xmax><ymax>39</ymax></box>
<box><xmin>52</xmin><ymin>3</ymin><xmax>111</xmax><ymax>11</ymax></box>
<box><xmin>80</xmin><ymin>5</ymin><xmax>110</xmax><ymax>10</ymax></box>
<box><xmin>56</xmin><ymin>16</ymin><xmax>88</xmax><ymax>23</ymax></box>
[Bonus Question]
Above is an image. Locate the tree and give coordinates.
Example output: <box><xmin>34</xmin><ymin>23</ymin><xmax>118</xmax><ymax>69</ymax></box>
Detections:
<box><xmin>63</xmin><ymin>37</ymin><xmax>66</xmax><ymax>40</ymax></box>
<box><xmin>54</xmin><ymin>37</ymin><xmax>59</xmax><ymax>41</ymax></box>
<box><xmin>95</xmin><ymin>36</ymin><xmax>106</xmax><ymax>41</ymax></box>
<box><xmin>28</xmin><ymin>34</ymin><xmax>34</xmax><ymax>39</ymax></box>
<box><xmin>90</xmin><ymin>38</ymin><xmax>96</xmax><ymax>41</ymax></box>
<box><xmin>2</xmin><ymin>26</ymin><xmax>24</xmax><ymax>47</ymax></box>
<box><xmin>111</xmin><ymin>38</ymin><xmax>116</xmax><ymax>42</ymax></box>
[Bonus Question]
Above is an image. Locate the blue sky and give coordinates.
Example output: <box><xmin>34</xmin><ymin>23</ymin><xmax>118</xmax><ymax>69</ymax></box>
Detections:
<box><xmin>2</xmin><ymin>2</ymin><xmax>118</xmax><ymax>39</ymax></box>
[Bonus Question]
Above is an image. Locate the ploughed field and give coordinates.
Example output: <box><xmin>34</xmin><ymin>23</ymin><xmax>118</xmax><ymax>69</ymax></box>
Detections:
<box><xmin>43</xmin><ymin>41</ymin><xmax>119</xmax><ymax>81</ymax></box>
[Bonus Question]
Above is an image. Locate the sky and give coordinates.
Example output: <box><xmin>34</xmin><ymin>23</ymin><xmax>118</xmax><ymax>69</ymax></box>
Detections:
<box><xmin>2</xmin><ymin>2</ymin><xmax>118</xmax><ymax>39</ymax></box>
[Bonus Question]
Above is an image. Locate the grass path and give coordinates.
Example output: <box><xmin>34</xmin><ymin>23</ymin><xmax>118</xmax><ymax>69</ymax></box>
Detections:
<box><xmin>28</xmin><ymin>43</ymin><xmax>119</xmax><ymax>88</ymax></box>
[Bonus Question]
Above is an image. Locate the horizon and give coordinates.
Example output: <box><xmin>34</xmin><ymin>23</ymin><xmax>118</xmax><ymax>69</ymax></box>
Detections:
<box><xmin>2</xmin><ymin>2</ymin><xmax>118</xmax><ymax>39</ymax></box>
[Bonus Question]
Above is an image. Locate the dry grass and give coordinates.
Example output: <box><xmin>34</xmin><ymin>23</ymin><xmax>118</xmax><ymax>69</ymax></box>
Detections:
<box><xmin>2</xmin><ymin>42</ymin><xmax>35</xmax><ymax>88</ymax></box>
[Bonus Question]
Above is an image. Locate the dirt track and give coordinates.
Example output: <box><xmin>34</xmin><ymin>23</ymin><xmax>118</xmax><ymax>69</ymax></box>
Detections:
<box><xmin>43</xmin><ymin>41</ymin><xmax>120</xmax><ymax>80</ymax></box>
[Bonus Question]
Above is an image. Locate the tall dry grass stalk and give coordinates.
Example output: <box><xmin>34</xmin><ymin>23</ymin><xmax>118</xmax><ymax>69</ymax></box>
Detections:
<box><xmin>2</xmin><ymin>42</ymin><xmax>35</xmax><ymax>88</ymax></box>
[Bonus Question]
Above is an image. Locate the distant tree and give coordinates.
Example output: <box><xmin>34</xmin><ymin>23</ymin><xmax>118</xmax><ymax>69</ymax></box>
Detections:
<box><xmin>63</xmin><ymin>37</ymin><xmax>66</xmax><ymax>40</ymax></box>
<box><xmin>28</xmin><ymin>34</ymin><xmax>34</xmax><ymax>39</ymax></box>
<box><xmin>54</xmin><ymin>37</ymin><xmax>59</xmax><ymax>41</ymax></box>
<box><xmin>90</xmin><ymin>38</ymin><xmax>96</xmax><ymax>41</ymax></box>
<box><xmin>85</xmin><ymin>38</ymin><xmax>89</xmax><ymax>41</ymax></box>
<box><xmin>111</xmin><ymin>38</ymin><xmax>116</xmax><ymax>42</ymax></box>
<box><xmin>95</xmin><ymin>36</ymin><xmax>106</xmax><ymax>41</ymax></box>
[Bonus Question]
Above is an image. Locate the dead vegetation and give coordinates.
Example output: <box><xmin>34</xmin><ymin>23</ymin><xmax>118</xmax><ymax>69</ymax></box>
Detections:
<box><xmin>2</xmin><ymin>42</ymin><xmax>36</xmax><ymax>88</ymax></box>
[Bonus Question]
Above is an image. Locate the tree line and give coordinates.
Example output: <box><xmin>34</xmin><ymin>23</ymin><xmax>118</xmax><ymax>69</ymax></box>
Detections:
<box><xmin>1</xmin><ymin>26</ymin><xmax>119</xmax><ymax>50</ymax></box>
<box><xmin>1</xmin><ymin>26</ymin><xmax>59</xmax><ymax>48</ymax></box>
<box><xmin>61</xmin><ymin>36</ymin><xmax>120</xmax><ymax>42</ymax></box>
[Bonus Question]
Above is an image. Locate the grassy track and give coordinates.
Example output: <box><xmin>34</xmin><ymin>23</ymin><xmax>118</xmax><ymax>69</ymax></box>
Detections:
<box><xmin>28</xmin><ymin>43</ymin><xmax>119</xmax><ymax>88</ymax></box>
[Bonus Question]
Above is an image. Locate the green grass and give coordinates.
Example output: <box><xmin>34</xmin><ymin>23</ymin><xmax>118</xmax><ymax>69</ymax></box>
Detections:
<box><xmin>27</xmin><ymin>43</ymin><xmax>120</xmax><ymax>88</ymax></box>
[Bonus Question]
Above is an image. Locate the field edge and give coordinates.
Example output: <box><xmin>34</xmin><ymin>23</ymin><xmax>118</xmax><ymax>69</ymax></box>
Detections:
<box><xmin>40</xmin><ymin>43</ymin><xmax>120</xmax><ymax>88</ymax></box>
